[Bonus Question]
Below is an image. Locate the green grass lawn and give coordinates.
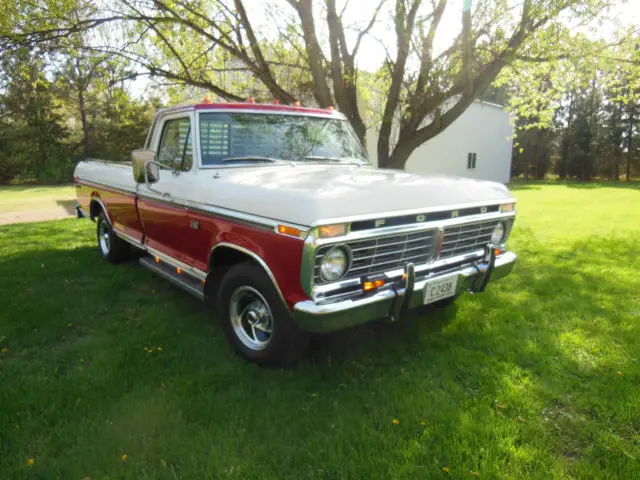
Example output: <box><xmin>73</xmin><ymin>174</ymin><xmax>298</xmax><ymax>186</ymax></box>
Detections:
<box><xmin>1</xmin><ymin>184</ymin><xmax>639</xmax><ymax>478</ymax></box>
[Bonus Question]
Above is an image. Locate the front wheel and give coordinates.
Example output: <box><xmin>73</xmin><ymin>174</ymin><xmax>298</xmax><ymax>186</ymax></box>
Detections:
<box><xmin>96</xmin><ymin>211</ymin><xmax>131</xmax><ymax>262</ymax></box>
<box><xmin>217</xmin><ymin>262</ymin><xmax>309</xmax><ymax>367</ymax></box>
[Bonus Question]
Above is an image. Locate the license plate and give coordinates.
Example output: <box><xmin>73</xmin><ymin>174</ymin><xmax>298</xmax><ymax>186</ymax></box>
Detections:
<box><xmin>423</xmin><ymin>275</ymin><xmax>458</xmax><ymax>305</ymax></box>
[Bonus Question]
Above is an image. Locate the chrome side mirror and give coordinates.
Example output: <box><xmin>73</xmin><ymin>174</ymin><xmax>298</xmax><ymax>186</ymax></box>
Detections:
<box><xmin>132</xmin><ymin>149</ymin><xmax>155</xmax><ymax>183</ymax></box>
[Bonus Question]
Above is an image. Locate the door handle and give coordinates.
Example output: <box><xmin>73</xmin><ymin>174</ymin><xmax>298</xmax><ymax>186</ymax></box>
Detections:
<box><xmin>162</xmin><ymin>192</ymin><xmax>172</xmax><ymax>200</ymax></box>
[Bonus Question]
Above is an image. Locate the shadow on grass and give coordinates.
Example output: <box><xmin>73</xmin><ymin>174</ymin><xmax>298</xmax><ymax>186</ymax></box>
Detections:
<box><xmin>1</xmin><ymin>223</ymin><xmax>639</xmax><ymax>477</ymax></box>
<box><xmin>55</xmin><ymin>199</ymin><xmax>79</xmax><ymax>215</ymax></box>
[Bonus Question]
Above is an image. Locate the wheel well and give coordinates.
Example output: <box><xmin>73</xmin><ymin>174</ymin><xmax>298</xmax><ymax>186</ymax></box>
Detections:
<box><xmin>205</xmin><ymin>246</ymin><xmax>259</xmax><ymax>307</ymax></box>
<box><xmin>89</xmin><ymin>198</ymin><xmax>103</xmax><ymax>220</ymax></box>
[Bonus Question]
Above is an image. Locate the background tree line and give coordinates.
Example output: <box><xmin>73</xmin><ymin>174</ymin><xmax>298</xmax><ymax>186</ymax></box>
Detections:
<box><xmin>0</xmin><ymin>45</ymin><xmax>157</xmax><ymax>183</ymax></box>
<box><xmin>512</xmin><ymin>68</ymin><xmax>640</xmax><ymax>181</ymax></box>
<box><xmin>0</xmin><ymin>0</ymin><xmax>639</xmax><ymax>184</ymax></box>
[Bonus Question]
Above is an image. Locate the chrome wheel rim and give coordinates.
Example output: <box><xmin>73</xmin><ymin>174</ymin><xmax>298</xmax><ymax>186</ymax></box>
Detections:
<box><xmin>98</xmin><ymin>220</ymin><xmax>110</xmax><ymax>254</ymax></box>
<box><xmin>229</xmin><ymin>286</ymin><xmax>273</xmax><ymax>350</ymax></box>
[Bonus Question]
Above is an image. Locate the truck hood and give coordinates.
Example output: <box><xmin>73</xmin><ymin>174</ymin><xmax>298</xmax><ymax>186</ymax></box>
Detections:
<box><xmin>194</xmin><ymin>165</ymin><xmax>513</xmax><ymax>226</ymax></box>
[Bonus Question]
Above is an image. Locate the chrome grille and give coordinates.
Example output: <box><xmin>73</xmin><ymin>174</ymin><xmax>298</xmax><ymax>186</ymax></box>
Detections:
<box><xmin>314</xmin><ymin>230</ymin><xmax>437</xmax><ymax>283</ymax></box>
<box><xmin>440</xmin><ymin>219</ymin><xmax>501</xmax><ymax>259</ymax></box>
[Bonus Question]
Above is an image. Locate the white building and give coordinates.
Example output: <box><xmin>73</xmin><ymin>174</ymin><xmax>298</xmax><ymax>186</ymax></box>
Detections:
<box><xmin>365</xmin><ymin>100</ymin><xmax>513</xmax><ymax>184</ymax></box>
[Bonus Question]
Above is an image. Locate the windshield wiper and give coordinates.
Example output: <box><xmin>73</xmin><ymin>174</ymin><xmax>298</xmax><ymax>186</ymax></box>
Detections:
<box><xmin>222</xmin><ymin>156</ymin><xmax>280</xmax><ymax>164</ymax></box>
<box><xmin>303</xmin><ymin>155</ymin><xmax>368</xmax><ymax>165</ymax></box>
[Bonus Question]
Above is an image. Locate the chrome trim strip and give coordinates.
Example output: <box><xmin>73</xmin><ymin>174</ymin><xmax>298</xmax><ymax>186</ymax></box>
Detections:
<box><xmin>139</xmin><ymin>258</ymin><xmax>205</xmax><ymax>300</ymax></box>
<box><xmin>82</xmin><ymin>178</ymin><xmax>309</xmax><ymax>232</ymax></box>
<box><xmin>147</xmin><ymin>246</ymin><xmax>207</xmax><ymax>281</ymax></box>
<box><xmin>113</xmin><ymin>228</ymin><xmax>144</xmax><ymax>247</ymax></box>
<box><xmin>199</xmin><ymin>163</ymin><xmax>298</xmax><ymax>171</ymax></box>
<box><xmin>301</xmin><ymin>228</ymin><xmax>322</xmax><ymax>296</ymax></box>
<box><xmin>186</xmin><ymin>201</ymin><xmax>276</xmax><ymax>229</ymax></box>
<box><xmin>135</xmin><ymin>194</ymin><xmax>310</xmax><ymax>233</ymax></box>
<box><xmin>311</xmin><ymin>198</ymin><xmax>518</xmax><ymax>227</ymax></box>
<box><xmin>210</xmin><ymin>242</ymin><xmax>289</xmax><ymax>311</ymax></box>
<box><xmin>88</xmin><ymin>197</ymin><xmax>112</xmax><ymax>225</ymax></box>
<box><xmin>196</xmin><ymin>108</ymin><xmax>344</xmax><ymax>120</ymax></box>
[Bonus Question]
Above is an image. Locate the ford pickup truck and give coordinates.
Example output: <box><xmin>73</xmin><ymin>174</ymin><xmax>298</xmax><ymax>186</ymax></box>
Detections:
<box><xmin>74</xmin><ymin>100</ymin><xmax>517</xmax><ymax>366</ymax></box>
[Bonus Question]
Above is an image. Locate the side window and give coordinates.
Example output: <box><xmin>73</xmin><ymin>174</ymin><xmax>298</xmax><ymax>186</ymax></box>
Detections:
<box><xmin>467</xmin><ymin>152</ymin><xmax>477</xmax><ymax>170</ymax></box>
<box><xmin>157</xmin><ymin>118</ymin><xmax>192</xmax><ymax>171</ymax></box>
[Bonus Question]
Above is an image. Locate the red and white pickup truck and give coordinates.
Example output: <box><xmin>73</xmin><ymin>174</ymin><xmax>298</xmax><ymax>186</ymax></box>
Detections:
<box><xmin>74</xmin><ymin>100</ymin><xmax>517</xmax><ymax>365</ymax></box>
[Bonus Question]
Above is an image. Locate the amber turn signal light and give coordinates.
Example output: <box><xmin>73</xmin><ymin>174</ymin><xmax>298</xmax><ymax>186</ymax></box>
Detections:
<box><xmin>277</xmin><ymin>224</ymin><xmax>302</xmax><ymax>237</ymax></box>
<box><xmin>363</xmin><ymin>279</ymin><xmax>385</xmax><ymax>291</ymax></box>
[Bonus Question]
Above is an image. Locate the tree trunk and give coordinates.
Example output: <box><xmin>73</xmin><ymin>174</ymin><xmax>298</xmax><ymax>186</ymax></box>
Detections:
<box><xmin>78</xmin><ymin>88</ymin><xmax>89</xmax><ymax>156</ymax></box>
<box><xmin>626</xmin><ymin>110</ymin><xmax>634</xmax><ymax>182</ymax></box>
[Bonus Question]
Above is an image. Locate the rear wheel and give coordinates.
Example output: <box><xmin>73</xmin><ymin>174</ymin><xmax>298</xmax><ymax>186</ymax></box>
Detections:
<box><xmin>96</xmin><ymin>211</ymin><xmax>131</xmax><ymax>262</ymax></box>
<box><xmin>218</xmin><ymin>262</ymin><xmax>309</xmax><ymax>366</ymax></box>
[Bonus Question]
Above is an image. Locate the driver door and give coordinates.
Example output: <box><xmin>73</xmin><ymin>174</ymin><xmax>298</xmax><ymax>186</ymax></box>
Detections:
<box><xmin>137</xmin><ymin>113</ymin><xmax>195</xmax><ymax>264</ymax></box>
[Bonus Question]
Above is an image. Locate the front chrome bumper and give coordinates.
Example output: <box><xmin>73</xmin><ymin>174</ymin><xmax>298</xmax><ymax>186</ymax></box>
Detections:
<box><xmin>292</xmin><ymin>251</ymin><xmax>517</xmax><ymax>333</ymax></box>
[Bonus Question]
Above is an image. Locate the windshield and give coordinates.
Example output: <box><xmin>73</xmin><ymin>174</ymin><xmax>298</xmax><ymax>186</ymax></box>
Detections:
<box><xmin>198</xmin><ymin>112</ymin><xmax>368</xmax><ymax>165</ymax></box>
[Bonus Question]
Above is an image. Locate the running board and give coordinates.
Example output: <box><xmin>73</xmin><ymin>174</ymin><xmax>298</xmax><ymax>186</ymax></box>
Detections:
<box><xmin>139</xmin><ymin>256</ymin><xmax>205</xmax><ymax>300</ymax></box>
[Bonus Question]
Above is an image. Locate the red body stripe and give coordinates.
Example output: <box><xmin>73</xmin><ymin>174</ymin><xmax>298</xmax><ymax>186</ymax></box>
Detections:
<box><xmin>78</xmin><ymin>183</ymin><xmax>309</xmax><ymax>308</ymax></box>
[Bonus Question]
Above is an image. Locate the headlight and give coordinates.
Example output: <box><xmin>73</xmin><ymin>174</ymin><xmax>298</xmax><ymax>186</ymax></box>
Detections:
<box><xmin>490</xmin><ymin>221</ymin><xmax>506</xmax><ymax>245</ymax></box>
<box><xmin>319</xmin><ymin>246</ymin><xmax>349</xmax><ymax>282</ymax></box>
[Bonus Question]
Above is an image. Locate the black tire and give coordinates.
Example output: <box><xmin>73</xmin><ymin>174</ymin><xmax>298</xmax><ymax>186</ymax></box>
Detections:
<box><xmin>217</xmin><ymin>262</ymin><xmax>310</xmax><ymax>367</ymax></box>
<box><xmin>96</xmin><ymin>211</ymin><xmax>131</xmax><ymax>263</ymax></box>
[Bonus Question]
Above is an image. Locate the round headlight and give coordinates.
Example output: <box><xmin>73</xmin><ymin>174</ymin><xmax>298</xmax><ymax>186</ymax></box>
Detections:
<box><xmin>490</xmin><ymin>221</ymin><xmax>506</xmax><ymax>245</ymax></box>
<box><xmin>319</xmin><ymin>247</ymin><xmax>348</xmax><ymax>282</ymax></box>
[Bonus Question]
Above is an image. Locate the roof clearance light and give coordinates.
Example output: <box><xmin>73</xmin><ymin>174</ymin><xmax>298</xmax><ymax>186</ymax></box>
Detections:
<box><xmin>500</xmin><ymin>203</ymin><xmax>515</xmax><ymax>213</ymax></box>
<box><xmin>277</xmin><ymin>224</ymin><xmax>302</xmax><ymax>237</ymax></box>
<box><xmin>363</xmin><ymin>279</ymin><xmax>385</xmax><ymax>291</ymax></box>
<box><xmin>294</xmin><ymin>100</ymin><xmax>301</xmax><ymax>107</ymax></box>
<box><xmin>272</xmin><ymin>99</ymin><xmax>280</xmax><ymax>104</ymax></box>
<box><xmin>203</xmin><ymin>97</ymin><xmax>213</xmax><ymax>104</ymax></box>
<box><xmin>247</xmin><ymin>97</ymin><xmax>255</xmax><ymax>104</ymax></box>
<box><xmin>319</xmin><ymin>224</ymin><xmax>347</xmax><ymax>238</ymax></box>
<box><xmin>327</xmin><ymin>105</ymin><xmax>334</xmax><ymax>111</ymax></box>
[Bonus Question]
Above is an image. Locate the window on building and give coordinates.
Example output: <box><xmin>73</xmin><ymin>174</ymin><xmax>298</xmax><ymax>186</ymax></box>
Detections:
<box><xmin>467</xmin><ymin>152</ymin><xmax>477</xmax><ymax>170</ymax></box>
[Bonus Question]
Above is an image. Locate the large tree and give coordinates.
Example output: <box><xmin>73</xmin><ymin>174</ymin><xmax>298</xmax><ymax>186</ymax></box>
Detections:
<box><xmin>2</xmin><ymin>0</ymin><xmax>631</xmax><ymax>169</ymax></box>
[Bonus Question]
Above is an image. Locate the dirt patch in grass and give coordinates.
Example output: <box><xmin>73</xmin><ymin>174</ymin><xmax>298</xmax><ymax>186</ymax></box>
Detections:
<box><xmin>0</xmin><ymin>185</ymin><xmax>76</xmax><ymax>225</ymax></box>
